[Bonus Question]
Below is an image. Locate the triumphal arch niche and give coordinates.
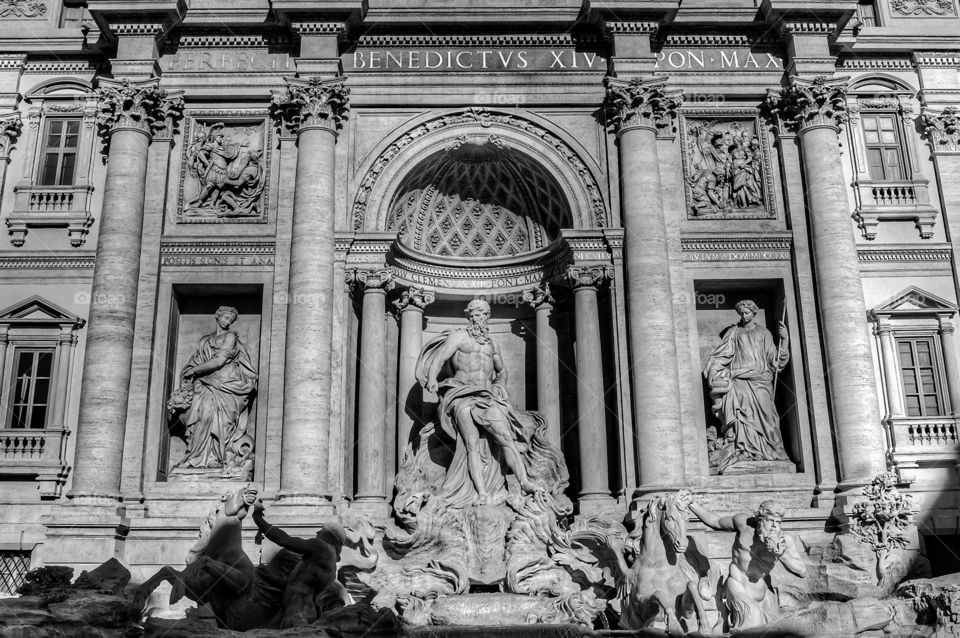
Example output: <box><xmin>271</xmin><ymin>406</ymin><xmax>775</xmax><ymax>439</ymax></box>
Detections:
<box><xmin>342</xmin><ymin>107</ymin><xmax>624</xmax><ymax>518</ymax></box>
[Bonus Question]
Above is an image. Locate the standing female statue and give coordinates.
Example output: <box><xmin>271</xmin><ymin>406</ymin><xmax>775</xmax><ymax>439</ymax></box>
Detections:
<box><xmin>168</xmin><ymin>306</ymin><xmax>258</xmax><ymax>477</ymax></box>
<box><xmin>703</xmin><ymin>300</ymin><xmax>790</xmax><ymax>473</ymax></box>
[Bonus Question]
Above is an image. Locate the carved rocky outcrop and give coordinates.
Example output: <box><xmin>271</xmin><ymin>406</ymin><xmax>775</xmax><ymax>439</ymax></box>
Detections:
<box><xmin>270</xmin><ymin>76</ymin><xmax>350</xmax><ymax>135</ymax></box>
<box><xmin>603</xmin><ymin>76</ymin><xmax>684</xmax><ymax>134</ymax></box>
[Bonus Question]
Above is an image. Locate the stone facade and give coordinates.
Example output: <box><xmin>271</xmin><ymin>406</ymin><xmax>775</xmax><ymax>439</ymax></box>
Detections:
<box><xmin>0</xmin><ymin>0</ymin><xmax>958</xmax><ymax>629</ymax></box>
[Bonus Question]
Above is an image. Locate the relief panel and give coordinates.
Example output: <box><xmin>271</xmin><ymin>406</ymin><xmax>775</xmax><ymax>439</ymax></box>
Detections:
<box><xmin>177</xmin><ymin>113</ymin><xmax>271</xmax><ymax>224</ymax></box>
<box><xmin>680</xmin><ymin>112</ymin><xmax>776</xmax><ymax>220</ymax></box>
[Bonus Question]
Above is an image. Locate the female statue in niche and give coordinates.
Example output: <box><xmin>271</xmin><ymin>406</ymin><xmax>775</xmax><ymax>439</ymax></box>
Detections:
<box><xmin>703</xmin><ymin>299</ymin><xmax>790</xmax><ymax>473</ymax></box>
<box><xmin>168</xmin><ymin>306</ymin><xmax>258</xmax><ymax>479</ymax></box>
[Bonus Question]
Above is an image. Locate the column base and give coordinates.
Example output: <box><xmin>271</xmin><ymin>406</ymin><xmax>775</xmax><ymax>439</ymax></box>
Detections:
<box><xmin>346</xmin><ymin>498</ymin><xmax>392</xmax><ymax>520</ymax></box>
<box><xmin>577</xmin><ymin>494</ymin><xmax>618</xmax><ymax>517</ymax></box>
<box><xmin>40</xmin><ymin>504</ymin><xmax>130</xmax><ymax>570</ymax></box>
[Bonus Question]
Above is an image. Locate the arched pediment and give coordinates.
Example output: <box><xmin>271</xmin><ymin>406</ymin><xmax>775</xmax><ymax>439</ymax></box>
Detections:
<box><xmin>848</xmin><ymin>74</ymin><xmax>916</xmax><ymax>94</ymax></box>
<box><xmin>351</xmin><ymin>107</ymin><xmax>607</xmax><ymax>233</ymax></box>
<box><xmin>25</xmin><ymin>78</ymin><xmax>95</xmax><ymax>101</ymax></box>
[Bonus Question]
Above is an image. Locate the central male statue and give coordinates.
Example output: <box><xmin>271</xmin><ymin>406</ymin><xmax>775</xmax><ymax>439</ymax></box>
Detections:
<box><xmin>416</xmin><ymin>299</ymin><xmax>539</xmax><ymax>508</ymax></box>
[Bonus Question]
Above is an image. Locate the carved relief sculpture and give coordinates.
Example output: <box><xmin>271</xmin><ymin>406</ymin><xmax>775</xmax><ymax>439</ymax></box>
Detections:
<box><xmin>891</xmin><ymin>0</ymin><xmax>957</xmax><ymax>16</ymax></box>
<box><xmin>923</xmin><ymin>106</ymin><xmax>960</xmax><ymax>152</ymax></box>
<box><xmin>0</xmin><ymin>0</ymin><xmax>47</xmax><ymax>18</ymax></box>
<box><xmin>687</xmin><ymin>497</ymin><xmax>807</xmax><ymax>631</ymax></box>
<box><xmin>702</xmin><ymin>300</ymin><xmax>792</xmax><ymax>474</ymax></box>
<box><xmin>167</xmin><ymin>306</ymin><xmax>258</xmax><ymax>479</ymax></box>
<box><xmin>181</xmin><ymin>120</ymin><xmax>268</xmax><ymax>221</ymax></box>
<box><xmin>683</xmin><ymin>118</ymin><xmax>771</xmax><ymax>218</ymax></box>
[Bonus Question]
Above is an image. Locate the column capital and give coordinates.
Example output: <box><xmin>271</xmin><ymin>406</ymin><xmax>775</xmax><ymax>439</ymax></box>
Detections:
<box><xmin>95</xmin><ymin>78</ymin><xmax>184</xmax><ymax>140</ymax></box>
<box><xmin>393</xmin><ymin>285</ymin><xmax>435</xmax><ymax>312</ymax></box>
<box><xmin>0</xmin><ymin>113</ymin><xmax>22</xmax><ymax>159</ymax></box>
<box><xmin>522</xmin><ymin>283</ymin><xmax>555</xmax><ymax>309</ymax></box>
<box><xmin>346</xmin><ymin>267</ymin><xmax>396</xmax><ymax>293</ymax></box>
<box><xmin>566</xmin><ymin>265</ymin><xmax>611</xmax><ymax>290</ymax></box>
<box><xmin>922</xmin><ymin>106</ymin><xmax>960</xmax><ymax>154</ymax></box>
<box><xmin>271</xmin><ymin>76</ymin><xmax>350</xmax><ymax>136</ymax></box>
<box><xmin>603</xmin><ymin>76</ymin><xmax>683</xmax><ymax>136</ymax></box>
<box><xmin>764</xmin><ymin>75</ymin><xmax>848</xmax><ymax>135</ymax></box>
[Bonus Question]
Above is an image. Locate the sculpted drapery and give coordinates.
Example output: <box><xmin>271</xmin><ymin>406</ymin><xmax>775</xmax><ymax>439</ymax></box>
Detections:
<box><xmin>703</xmin><ymin>300</ymin><xmax>790</xmax><ymax>471</ymax></box>
<box><xmin>170</xmin><ymin>306</ymin><xmax>258</xmax><ymax>474</ymax></box>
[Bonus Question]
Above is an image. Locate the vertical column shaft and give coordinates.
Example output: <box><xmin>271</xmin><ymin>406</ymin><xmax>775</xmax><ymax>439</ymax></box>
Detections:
<box><xmin>878</xmin><ymin>326</ymin><xmax>906</xmax><ymax>419</ymax></box>
<box><xmin>939</xmin><ymin>322</ymin><xmax>960</xmax><ymax>416</ymax></box>
<box><xmin>798</xmin><ymin>124</ymin><xmax>886</xmax><ymax>484</ymax></box>
<box><xmin>279</xmin><ymin>125</ymin><xmax>337</xmax><ymax>500</ymax></box>
<box><xmin>535</xmin><ymin>302</ymin><xmax>562</xmax><ymax>448</ymax></box>
<box><xmin>397</xmin><ymin>305</ymin><xmax>425</xmax><ymax>462</ymax></box>
<box><xmin>71</xmin><ymin>126</ymin><xmax>151</xmax><ymax>499</ymax></box>
<box><xmin>355</xmin><ymin>284</ymin><xmax>389</xmax><ymax>502</ymax></box>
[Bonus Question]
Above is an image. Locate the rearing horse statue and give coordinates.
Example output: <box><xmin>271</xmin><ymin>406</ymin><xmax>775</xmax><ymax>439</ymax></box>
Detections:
<box><xmin>610</xmin><ymin>492</ymin><xmax>717</xmax><ymax>634</ymax></box>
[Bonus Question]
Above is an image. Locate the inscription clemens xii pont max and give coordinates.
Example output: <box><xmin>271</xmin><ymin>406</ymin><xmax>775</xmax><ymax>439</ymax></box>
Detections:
<box><xmin>164</xmin><ymin>48</ymin><xmax>784</xmax><ymax>73</ymax></box>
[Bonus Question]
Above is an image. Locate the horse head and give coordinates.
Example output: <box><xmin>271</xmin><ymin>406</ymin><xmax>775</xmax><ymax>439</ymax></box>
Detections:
<box><xmin>658</xmin><ymin>494</ymin><xmax>689</xmax><ymax>555</ymax></box>
<box><xmin>222</xmin><ymin>484</ymin><xmax>258</xmax><ymax>519</ymax></box>
<box><xmin>186</xmin><ymin>485</ymin><xmax>258</xmax><ymax>565</ymax></box>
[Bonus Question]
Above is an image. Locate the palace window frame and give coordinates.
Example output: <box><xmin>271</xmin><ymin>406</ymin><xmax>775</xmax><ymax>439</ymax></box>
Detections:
<box><xmin>37</xmin><ymin>116</ymin><xmax>82</xmax><ymax>187</ymax></box>
<box><xmin>870</xmin><ymin>286</ymin><xmax>960</xmax><ymax>485</ymax></box>
<box><xmin>0</xmin><ymin>296</ymin><xmax>84</xmax><ymax>498</ymax></box>
<box><xmin>846</xmin><ymin>77</ymin><xmax>939</xmax><ymax>241</ymax></box>
<box><xmin>5</xmin><ymin>79</ymin><xmax>98</xmax><ymax>248</ymax></box>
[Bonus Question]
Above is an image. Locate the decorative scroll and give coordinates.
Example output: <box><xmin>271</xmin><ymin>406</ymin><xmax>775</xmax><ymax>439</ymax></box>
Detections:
<box><xmin>765</xmin><ymin>76</ymin><xmax>848</xmax><ymax>134</ymax></box>
<box><xmin>270</xmin><ymin>76</ymin><xmax>350</xmax><ymax>135</ymax></box>
<box><xmin>96</xmin><ymin>78</ymin><xmax>184</xmax><ymax>139</ymax></box>
<box><xmin>603</xmin><ymin>76</ymin><xmax>683</xmax><ymax>134</ymax></box>
<box><xmin>923</xmin><ymin>106</ymin><xmax>960</xmax><ymax>152</ymax></box>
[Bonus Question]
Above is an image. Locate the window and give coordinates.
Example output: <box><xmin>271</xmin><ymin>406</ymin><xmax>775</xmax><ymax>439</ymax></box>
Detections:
<box><xmin>856</xmin><ymin>1</ymin><xmax>877</xmax><ymax>27</ymax></box>
<box><xmin>862</xmin><ymin>113</ymin><xmax>904</xmax><ymax>181</ymax></box>
<box><xmin>8</xmin><ymin>349</ymin><xmax>54</xmax><ymax>429</ymax></box>
<box><xmin>0</xmin><ymin>550</ymin><xmax>29</xmax><ymax>596</ymax></box>
<box><xmin>897</xmin><ymin>337</ymin><xmax>946</xmax><ymax>417</ymax></box>
<box><xmin>38</xmin><ymin>118</ymin><xmax>80</xmax><ymax>186</ymax></box>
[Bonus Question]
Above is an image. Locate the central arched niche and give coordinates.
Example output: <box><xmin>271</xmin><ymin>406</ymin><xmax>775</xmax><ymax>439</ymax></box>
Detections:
<box><xmin>386</xmin><ymin>141</ymin><xmax>572</xmax><ymax>260</ymax></box>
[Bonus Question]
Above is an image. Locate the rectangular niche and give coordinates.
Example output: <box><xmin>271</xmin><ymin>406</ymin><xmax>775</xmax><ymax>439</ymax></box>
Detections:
<box><xmin>693</xmin><ymin>280</ymin><xmax>802</xmax><ymax>475</ymax></box>
<box><xmin>158</xmin><ymin>284</ymin><xmax>263</xmax><ymax>482</ymax></box>
<box><xmin>680</xmin><ymin>110</ymin><xmax>777</xmax><ymax>220</ymax></box>
<box><xmin>176</xmin><ymin>111</ymin><xmax>272</xmax><ymax>224</ymax></box>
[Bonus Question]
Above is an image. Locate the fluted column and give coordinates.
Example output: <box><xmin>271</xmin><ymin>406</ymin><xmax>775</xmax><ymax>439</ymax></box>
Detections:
<box><xmin>394</xmin><ymin>286</ymin><xmax>435</xmax><ymax>465</ymax></box>
<box><xmin>938</xmin><ymin>319</ymin><xmax>960</xmax><ymax>417</ymax></box>
<box><xmin>568</xmin><ymin>266</ymin><xmax>613</xmax><ymax>511</ymax></box>
<box><xmin>522</xmin><ymin>283</ymin><xmax>562</xmax><ymax>449</ymax></box>
<box><xmin>603</xmin><ymin>77</ymin><xmax>687</xmax><ymax>489</ymax></box>
<box><xmin>875</xmin><ymin>322</ymin><xmax>906</xmax><ymax>419</ymax></box>
<box><xmin>348</xmin><ymin>269</ymin><xmax>395</xmax><ymax>510</ymax></box>
<box><xmin>70</xmin><ymin>79</ymin><xmax>182</xmax><ymax>501</ymax></box>
<box><xmin>271</xmin><ymin>77</ymin><xmax>349</xmax><ymax>506</ymax></box>
<box><xmin>767</xmin><ymin>77</ymin><xmax>886</xmax><ymax>487</ymax></box>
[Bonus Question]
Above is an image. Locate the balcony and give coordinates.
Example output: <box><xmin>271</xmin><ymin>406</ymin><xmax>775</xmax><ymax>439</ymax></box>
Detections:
<box><xmin>6</xmin><ymin>184</ymin><xmax>94</xmax><ymax>247</ymax></box>
<box><xmin>0</xmin><ymin>428</ymin><xmax>71</xmax><ymax>498</ymax></box>
<box><xmin>884</xmin><ymin>416</ymin><xmax>960</xmax><ymax>484</ymax></box>
<box><xmin>853</xmin><ymin>179</ymin><xmax>938</xmax><ymax>240</ymax></box>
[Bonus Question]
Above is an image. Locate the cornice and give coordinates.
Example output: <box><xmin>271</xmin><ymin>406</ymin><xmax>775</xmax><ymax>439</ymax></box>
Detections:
<box><xmin>175</xmin><ymin>34</ymin><xmax>293</xmax><ymax>48</ymax></box>
<box><xmin>681</xmin><ymin>235</ymin><xmax>792</xmax><ymax>261</ymax></box>
<box><xmin>22</xmin><ymin>60</ymin><xmax>100</xmax><ymax>74</ymax></box>
<box><xmin>836</xmin><ymin>57</ymin><xmax>914</xmax><ymax>71</ymax></box>
<box><xmin>353</xmin><ymin>34</ymin><xmax>599</xmax><ymax>48</ymax></box>
<box><xmin>857</xmin><ymin>244</ymin><xmax>953</xmax><ymax>263</ymax></box>
<box><xmin>159</xmin><ymin>240</ymin><xmax>276</xmax><ymax>255</ymax></box>
<box><xmin>0</xmin><ymin>54</ymin><xmax>27</xmax><ymax>70</ymax></box>
<box><xmin>912</xmin><ymin>51</ymin><xmax>960</xmax><ymax>68</ymax></box>
<box><xmin>660</xmin><ymin>34</ymin><xmax>779</xmax><ymax>48</ymax></box>
<box><xmin>0</xmin><ymin>254</ymin><xmax>95</xmax><ymax>269</ymax></box>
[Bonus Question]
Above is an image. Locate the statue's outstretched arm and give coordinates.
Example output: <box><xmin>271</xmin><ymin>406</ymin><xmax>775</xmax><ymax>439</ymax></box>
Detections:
<box><xmin>252</xmin><ymin>508</ymin><xmax>312</xmax><ymax>555</ymax></box>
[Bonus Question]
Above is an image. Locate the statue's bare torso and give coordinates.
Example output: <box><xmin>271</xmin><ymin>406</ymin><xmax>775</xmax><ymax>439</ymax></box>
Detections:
<box><xmin>448</xmin><ymin>332</ymin><xmax>498</xmax><ymax>389</ymax></box>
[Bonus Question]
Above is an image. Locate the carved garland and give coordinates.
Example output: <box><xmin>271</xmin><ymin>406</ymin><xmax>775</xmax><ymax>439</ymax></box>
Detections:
<box><xmin>891</xmin><ymin>0</ymin><xmax>956</xmax><ymax>15</ymax></box>
<box><xmin>0</xmin><ymin>0</ymin><xmax>46</xmax><ymax>18</ymax></box>
<box><xmin>352</xmin><ymin>107</ymin><xmax>607</xmax><ymax>231</ymax></box>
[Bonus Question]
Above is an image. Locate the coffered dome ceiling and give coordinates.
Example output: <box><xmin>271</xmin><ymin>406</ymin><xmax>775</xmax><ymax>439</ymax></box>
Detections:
<box><xmin>386</xmin><ymin>142</ymin><xmax>571</xmax><ymax>260</ymax></box>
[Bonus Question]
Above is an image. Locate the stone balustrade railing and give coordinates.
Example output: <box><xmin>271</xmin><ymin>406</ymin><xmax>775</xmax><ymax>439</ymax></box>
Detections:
<box><xmin>869</xmin><ymin>182</ymin><xmax>917</xmax><ymax>207</ymax></box>
<box><xmin>885</xmin><ymin>416</ymin><xmax>960</xmax><ymax>483</ymax></box>
<box><xmin>6</xmin><ymin>184</ymin><xmax>94</xmax><ymax>246</ymax></box>
<box><xmin>0</xmin><ymin>428</ymin><xmax>68</xmax><ymax>463</ymax></box>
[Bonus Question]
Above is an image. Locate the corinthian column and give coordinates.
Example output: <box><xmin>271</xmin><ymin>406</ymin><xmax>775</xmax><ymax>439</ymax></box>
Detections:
<box><xmin>70</xmin><ymin>79</ymin><xmax>183</xmax><ymax>501</ymax></box>
<box><xmin>394</xmin><ymin>286</ymin><xmax>434</xmax><ymax>466</ymax></box>
<box><xmin>0</xmin><ymin>114</ymin><xmax>21</xmax><ymax>203</ymax></box>
<box><xmin>567</xmin><ymin>266</ymin><xmax>614</xmax><ymax>512</ymax></box>
<box><xmin>522</xmin><ymin>283</ymin><xmax>562</xmax><ymax>448</ymax></box>
<box><xmin>348</xmin><ymin>268</ymin><xmax>395</xmax><ymax>513</ymax></box>
<box><xmin>271</xmin><ymin>77</ymin><xmax>349</xmax><ymax>507</ymax></box>
<box><xmin>767</xmin><ymin>77</ymin><xmax>886</xmax><ymax>487</ymax></box>
<box><xmin>603</xmin><ymin>77</ymin><xmax>687</xmax><ymax>489</ymax></box>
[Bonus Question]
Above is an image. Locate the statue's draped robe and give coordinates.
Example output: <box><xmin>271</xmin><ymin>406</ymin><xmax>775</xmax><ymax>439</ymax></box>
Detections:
<box><xmin>415</xmin><ymin>331</ymin><xmax>565</xmax><ymax>509</ymax></box>
<box><xmin>703</xmin><ymin>323</ymin><xmax>789</xmax><ymax>464</ymax></box>
<box><xmin>179</xmin><ymin>331</ymin><xmax>258</xmax><ymax>469</ymax></box>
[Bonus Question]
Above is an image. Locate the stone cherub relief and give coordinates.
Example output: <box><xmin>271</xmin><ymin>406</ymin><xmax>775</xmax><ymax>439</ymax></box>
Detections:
<box><xmin>703</xmin><ymin>299</ymin><xmax>793</xmax><ymax>474</ymax></box>
<box><xmin>371</xmin><ymin>298</ymin><xmax>606</xmax><ymax>625</ymax></box>
<box><xmin>183</xmin><ymin>121</ymin><xmax>266</xmax><ymax>219</ymax></box>
<box><xmin>136</xmin><ymin>486</ymin><xmax>379</xmax><ymax>631</ymax></box>
<box><xmin>686</xmin><ymin>120</ymin><xmax>766</xmax><ymax>217</ymax></box>
<box><xmin>167</xmin><ymin>306</ymin><xmax>258</xmax><ymax>480</ymax></box>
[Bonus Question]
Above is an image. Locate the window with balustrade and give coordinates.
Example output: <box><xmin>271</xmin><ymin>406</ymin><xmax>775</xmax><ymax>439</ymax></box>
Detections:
<box><xmin>4</xmin><ymin>79</ymin><xmax>97</xmax><ymax>248</ymax></box>
<box><xmin>847</xmin><ymin>77</ymin><xmax>939</xmax><ymax>241</ymax></box>
<box><xmin>870</xmin><ymin>287</ymin><xmax>960</xmax><ymax>485</ymax></box>
<box><xmin>0</xmin><ymin>296</ymin><xmax>84</xmax><ymax>499</ymax></box>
